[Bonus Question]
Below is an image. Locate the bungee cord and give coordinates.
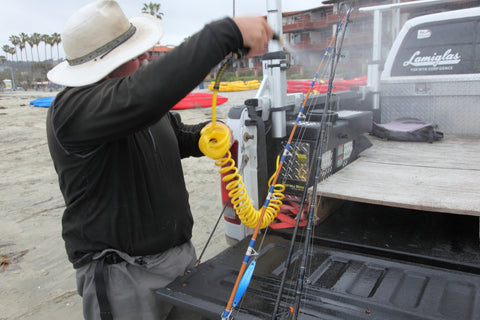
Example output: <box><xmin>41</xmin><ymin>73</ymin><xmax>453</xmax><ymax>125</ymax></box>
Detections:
<box><xmin>199</xmin><ymin>58</ymin><xmax>286</xmax><ymax>230</ymax></box>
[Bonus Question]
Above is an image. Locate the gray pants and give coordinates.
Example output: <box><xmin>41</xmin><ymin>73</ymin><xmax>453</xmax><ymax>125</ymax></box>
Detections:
<box><xmin>76</xmin><ymin>241</ymin><xmax>205</xmax><ymax>320</ymax></box>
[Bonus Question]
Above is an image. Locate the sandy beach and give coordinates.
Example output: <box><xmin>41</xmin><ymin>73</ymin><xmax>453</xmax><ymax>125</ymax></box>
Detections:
<box><xmin>0</xmin><ymin>88</ymin><xmax>257</xmax><ymax>319</ymax></box>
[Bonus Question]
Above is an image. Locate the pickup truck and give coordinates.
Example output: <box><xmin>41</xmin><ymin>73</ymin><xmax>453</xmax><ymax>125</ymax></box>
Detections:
<box><xmin>156</xmin><ymin>3</ymin><xmax>480</xmax><ymax>319</ymax></box>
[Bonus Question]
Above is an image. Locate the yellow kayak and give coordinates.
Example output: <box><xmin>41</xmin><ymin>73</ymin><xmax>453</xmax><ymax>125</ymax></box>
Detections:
<box><xmin>208</xmin><ymin>80</ymin><xmax>260</xmax><ymax>92</ymax></box>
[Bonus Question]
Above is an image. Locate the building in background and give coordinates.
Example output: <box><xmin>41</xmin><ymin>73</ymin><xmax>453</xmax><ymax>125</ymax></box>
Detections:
<box><xmin>147</xmin><ymin>45</ymin><xmax>175</xmax><ymax>60</ymax></box>
<box><xmin>141</xmin><ymin>1</ymin><xmax>478</xmax><ymax>80</ymax></box>
<box><xmin>280</xmin><ymin>0</ymin><xmax>479</xmax><ymax>77</ymax></box>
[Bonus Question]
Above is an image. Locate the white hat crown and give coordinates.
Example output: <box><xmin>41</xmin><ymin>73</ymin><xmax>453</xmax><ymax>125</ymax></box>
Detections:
<box><xmin>62</xmin><ymin>0</ymin><xmax>132</xmax><ymax>63</ymax></box>
<box><xmin>47</xmin><ymin>0</ymin><xmax>163</xmax><ymax>87</ymax></box>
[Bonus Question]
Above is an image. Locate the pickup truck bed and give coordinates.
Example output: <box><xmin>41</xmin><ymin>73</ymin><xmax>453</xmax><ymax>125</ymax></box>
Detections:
<box><xmin>155</xmin><ymin>202</ymin><xmax>480</xmax><ymax>319</ymax></box>
<box><xmin>316</xmin><ymin>135</ymin><xmax>480</xmax><ymax>217</ymax></box>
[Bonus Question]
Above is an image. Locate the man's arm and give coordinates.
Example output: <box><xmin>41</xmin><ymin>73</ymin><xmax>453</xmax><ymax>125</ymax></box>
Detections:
<box><xmin>168</xmin><ymin>112</ymin><xmax>209</xmax><ymax>158</ymax></box>
<box><xmin>52</xmin><ymin>17</ymin><xmax>272</xmax><ymax>148</ymax></box>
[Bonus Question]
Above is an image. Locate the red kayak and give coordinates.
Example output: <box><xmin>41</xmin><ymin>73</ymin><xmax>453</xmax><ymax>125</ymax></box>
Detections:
<box><xmin>286</xmin><ymin>76</ymin><xmax>367</xmax><ymax>94</ymax></box>
<box><xmin>172</xmin><ymin>92</ymin><xmax>228</xmax><ymax>110</ymax></box>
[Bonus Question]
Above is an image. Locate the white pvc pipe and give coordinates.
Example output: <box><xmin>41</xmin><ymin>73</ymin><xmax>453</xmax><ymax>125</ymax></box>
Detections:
<box><xmin>359</xmin><ymin>0</ymin><xmax>459</xmax><ymax>12</ymax></box>
<box><xmin>267</xmin><ymin>0</ymin><xmax>283</xmax><ymax>53</ymax></box>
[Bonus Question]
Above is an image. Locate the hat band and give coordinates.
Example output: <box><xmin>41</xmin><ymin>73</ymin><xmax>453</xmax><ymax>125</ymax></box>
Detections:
<box><xmin>67</xmin><ymin>24</ymin><xmax>137</xmax><ymax>66</ymax></box>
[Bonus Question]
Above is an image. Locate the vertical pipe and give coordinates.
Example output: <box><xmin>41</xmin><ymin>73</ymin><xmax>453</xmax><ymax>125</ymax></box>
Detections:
<box><xmin>392</xmin><ymin>0</ymin><xmax>401</xmax><ymax>42</ymax></box>
<box><xmin>267</xmin><ymin>0</ymin><xmax>283</xmax><ymax>52</ymax></box>
<box><xmin>369</xmin><ymin>9</ymin><xmax>382</xmax><ymax>110</ymax></box>
<box><xmin>266</xmin><ymin>0</ymin><xmax>287</xmax><ymax>138</ymax></box>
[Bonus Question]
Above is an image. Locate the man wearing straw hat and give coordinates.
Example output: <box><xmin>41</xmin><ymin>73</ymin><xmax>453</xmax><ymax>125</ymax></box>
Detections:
<box><xmin>46</xmin><ymin>0</ymin><xmax>273</xmax><ymax>319</ymax></box>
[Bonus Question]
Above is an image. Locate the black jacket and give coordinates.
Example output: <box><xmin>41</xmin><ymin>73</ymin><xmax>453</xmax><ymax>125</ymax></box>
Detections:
<box><xmin>46</xmin><ymin>18</ymin><xmax>243</xmax><ymax>265</ymax></box>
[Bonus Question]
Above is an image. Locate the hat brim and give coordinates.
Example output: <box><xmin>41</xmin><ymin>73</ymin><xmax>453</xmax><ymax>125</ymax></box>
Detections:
<box><xmin>47</xmin><ymin>13</ymin><xmax>163</xmax><ymax>87</ymax></box>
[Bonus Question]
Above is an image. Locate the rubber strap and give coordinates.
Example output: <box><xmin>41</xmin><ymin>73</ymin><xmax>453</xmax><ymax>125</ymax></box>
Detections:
<box><xmin>94</xmin><ymin>257</ymin><xmax>113</xmax><ymax>320</ymax></box>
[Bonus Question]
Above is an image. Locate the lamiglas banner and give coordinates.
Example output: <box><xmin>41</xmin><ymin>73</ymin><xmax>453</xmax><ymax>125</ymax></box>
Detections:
<box><xmin>390</xmin><ymin>19</ymin><xmax>478</xmax><ymax>76</ymax></box>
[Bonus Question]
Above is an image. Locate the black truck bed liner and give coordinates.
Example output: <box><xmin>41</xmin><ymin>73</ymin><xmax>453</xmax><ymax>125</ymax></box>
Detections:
<box><xmin>156</xmin><ymin>203</ymin><xmax>480</xmax><ymax>319</ymax></box>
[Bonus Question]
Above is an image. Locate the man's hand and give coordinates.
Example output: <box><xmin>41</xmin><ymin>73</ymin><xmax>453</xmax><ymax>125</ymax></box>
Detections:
<box><xmin>233</xmin><ymin>16</ymin><xmax>274</xmax><ymax>57</ymax></box>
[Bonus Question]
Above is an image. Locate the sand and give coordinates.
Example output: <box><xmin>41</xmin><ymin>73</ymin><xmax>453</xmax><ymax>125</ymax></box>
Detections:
<box><xmin>0</xmin><ymin>88</ymin><xmax>257</xmax><ymax>319</ymax></box>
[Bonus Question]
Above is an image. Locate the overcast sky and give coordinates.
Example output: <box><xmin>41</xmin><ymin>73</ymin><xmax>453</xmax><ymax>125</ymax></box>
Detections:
<box><xmin>0</xmin><ymin>0</ymin><xmax>325</xmax><ymax>60</ymax></box>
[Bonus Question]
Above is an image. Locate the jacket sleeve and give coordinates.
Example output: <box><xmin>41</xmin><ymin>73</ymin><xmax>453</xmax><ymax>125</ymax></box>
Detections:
<box><xmin>168</xmin><ymin>112</ymin><xmax>209</xmax><ymax>158</ymax></box>
<box><xmin>52</xmin><ymin>18</ymin><xmax>243</xmax><ymax>149</ymax></box>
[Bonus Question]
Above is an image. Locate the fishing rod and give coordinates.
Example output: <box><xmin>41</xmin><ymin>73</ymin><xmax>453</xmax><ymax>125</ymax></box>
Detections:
<box><xmin>195</xmin><ymin>201</ymin><xmax>228</xmax><ymax>265</ymax></box>
<box><xmin>270</xmin><ymin>4</ymin><xmax>354</xmax><ymax>318</ymax></box>
<box><xmin>202</xmin><ymin>5</ymin><xmax>353</xmax><ymax>317</ymax></box>
<box><xmin>213</xmin><ymin>36</ymin><xmax>346</xmax><ymax>320</ymax></box>
<box><xmin>290</xmin><ymin>4</ymin><xmax>354</xmax><ymax>319</ymax></box>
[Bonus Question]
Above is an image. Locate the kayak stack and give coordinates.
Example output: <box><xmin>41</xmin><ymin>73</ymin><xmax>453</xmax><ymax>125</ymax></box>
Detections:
<box><xmin>287</xmin><ymin>76</ymin><xmax>367</xmax><ymax>94</ymax></box>
<box><xmin>208</xmin><ymin>80</ymin><xmax>260</xmax><ymax>92</ymax></box>
<box><xmin>172</xmin><ymin>92</ymin><xmax>228</xmax><ymax>110</ymax></box>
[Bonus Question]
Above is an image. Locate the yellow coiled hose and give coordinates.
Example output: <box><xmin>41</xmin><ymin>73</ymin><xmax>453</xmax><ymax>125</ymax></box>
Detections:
<box><xmin>198</xmin><ymin>95</ymin><xmax>285</xmax><ymax>229</ymax></box>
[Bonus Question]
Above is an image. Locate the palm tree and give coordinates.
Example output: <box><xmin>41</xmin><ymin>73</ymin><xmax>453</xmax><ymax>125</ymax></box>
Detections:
<box><xmin>19</xmin><ymin>32</ymin><xmax>29</xmax><ymax>63</ymax></box>
<box><xmin>48</xmin><ymin>36</ymin><xmax>55</xmax><ymax>62</ymax></box>
<box><xmin>141</xmin><ymin>2</ymin><xmax>164</xmax><ymax>20</ymax></box>
<box><xmin>26</xmin><ymin>36</ymin><xmax>35</xmax><ymax>62</ymax></box>
<box><xmin>41</xmin><ymin>34</ymin><xmax>49</xmax><ymax>61</ymax></box>
<box><xmin>2</xmin><ymin>45</ymin><xmax>12</xmax><ymax>61</ymax></box>
<box><xmin>30</xmin><ymin>33</ymin><xmax>42</xmax><ymax>61</ymax></box>
<box><xmin>19</xmin><ymin>42</ymin><xmax>26</xmax><ymax>62</ymax></box>
<box><xmin>26</xmin><ymin>37</ymin><xmax>35</xmax><ymax>62</ymax></box>
<box><xmin>51</xmin><ymin>32</ymin><xmax>61</xmax><ymax>62</ymax></box>
<box><xmin>141</xmin><ymin>3</ymin><xmax>164</xmax><ymax>57</ymax></box>
<box><xmin>8</xmin><ymin>35</ymin><xmax>20</xmax><ymax>62</ymax></box>
<box><xmin>2</xmin><ymin>45</ymin><xmax>16</xmax><ymax>62</ymax></box>
<box><xmin>41</xmin><ymin>34</ymin><xmax>52</xmax><ymax>61</ymax></box>
<box><xmin>9</xmin><ymin>47</ymin><xmax>16</xmax><ymax>62</ymax></box>
<box><xmin>10</xmin><ymin>47</ymin><xmax>17</xmax><ymax>61</ymax></box>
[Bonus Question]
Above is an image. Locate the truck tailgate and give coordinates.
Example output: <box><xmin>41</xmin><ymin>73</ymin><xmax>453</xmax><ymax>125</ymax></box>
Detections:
<box><xmin>156</xmin><ymin>228</ymin><xmax>480</xmax><ymax>320</ymax></box>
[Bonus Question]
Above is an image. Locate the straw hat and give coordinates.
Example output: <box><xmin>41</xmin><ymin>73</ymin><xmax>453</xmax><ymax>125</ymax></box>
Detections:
<box><xmin>47</xmin><ymin>0</ymin><xmax>163</xmax><ymax>87</ymax></box>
